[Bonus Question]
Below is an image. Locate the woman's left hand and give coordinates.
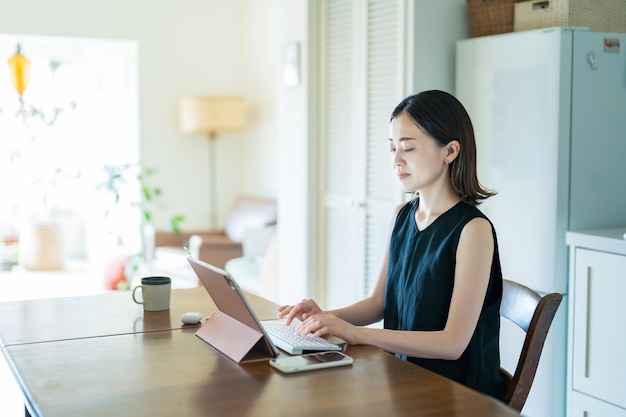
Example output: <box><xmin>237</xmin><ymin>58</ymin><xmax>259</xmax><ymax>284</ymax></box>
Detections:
<box><xmin>295</xmin><ymin>312</ymin><xmax>361</xmax><ymax>345</ymax></box>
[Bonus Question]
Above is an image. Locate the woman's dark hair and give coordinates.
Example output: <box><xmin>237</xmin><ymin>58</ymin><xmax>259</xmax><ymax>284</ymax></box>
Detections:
<box><xmin>390</xmin><ymin>90</ymin><xmax>495</xmax><ymax>205</ymax></box>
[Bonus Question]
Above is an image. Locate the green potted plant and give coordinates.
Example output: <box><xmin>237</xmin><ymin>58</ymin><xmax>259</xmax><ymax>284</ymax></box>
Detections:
<box><xmin>97</xmin><ymin>164</ymin><xmax>185</xmax><ymax>290</ymax></box>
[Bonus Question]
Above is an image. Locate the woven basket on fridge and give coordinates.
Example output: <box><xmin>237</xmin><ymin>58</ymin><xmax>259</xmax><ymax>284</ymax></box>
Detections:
<box><xmin>514</xmin><ymin>0</ymin><xmax>626</xmax><ymax>33</ymax></box>
<box><xmin>467</xmin><ymin>0</ymin><xmax>523</xmax><ymax>37</ymax></box>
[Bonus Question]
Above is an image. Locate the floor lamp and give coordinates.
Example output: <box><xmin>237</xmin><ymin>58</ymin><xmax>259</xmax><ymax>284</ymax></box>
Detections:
<box><xmin>179</xmin><ymin>96</ymin><xmax>246</xmax><ymax>227</ymax></box>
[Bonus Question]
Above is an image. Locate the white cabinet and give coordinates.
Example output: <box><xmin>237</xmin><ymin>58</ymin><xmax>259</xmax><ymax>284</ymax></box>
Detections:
<box><xmin>566</xmin><ymin>228</ymin><xmax>626</xmax><ymax>417</ymax></box>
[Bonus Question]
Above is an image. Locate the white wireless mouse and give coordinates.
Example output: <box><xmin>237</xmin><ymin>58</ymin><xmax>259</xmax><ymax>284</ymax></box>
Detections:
<box><xmin>180</xmin><ymin>312</ymin><xmax>203</xmax><ymax>325</ymax></box>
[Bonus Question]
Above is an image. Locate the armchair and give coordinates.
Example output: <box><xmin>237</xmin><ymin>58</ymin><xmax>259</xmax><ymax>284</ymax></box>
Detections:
<box><xmin>152</xmin><ymin>195</ymin><xmax>277</xmax><ymax>270</ymax></box>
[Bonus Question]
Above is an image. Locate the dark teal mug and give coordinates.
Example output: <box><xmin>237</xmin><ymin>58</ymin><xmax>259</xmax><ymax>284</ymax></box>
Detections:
<box><xmin>132</xmin><ymin>276</ymin><xmax>171</xmax><ymax>311</ymax></box>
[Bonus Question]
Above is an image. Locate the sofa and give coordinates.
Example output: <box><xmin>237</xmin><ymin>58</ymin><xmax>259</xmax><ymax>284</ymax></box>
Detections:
<box><xmin>150</xmin><ymin>195</ymin><xmax>277</xmax><ymax>275</ymax></box>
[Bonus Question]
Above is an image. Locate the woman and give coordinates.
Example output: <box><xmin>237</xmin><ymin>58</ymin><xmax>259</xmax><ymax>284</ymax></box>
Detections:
<box><xmin>278</xmin><ymin>90</ymin><xmax>506</xmax><ymax>400</ymax></box>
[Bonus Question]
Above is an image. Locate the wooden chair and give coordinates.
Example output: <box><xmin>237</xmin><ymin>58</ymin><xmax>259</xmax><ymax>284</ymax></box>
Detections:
<box><xmin>499</xmin><ymin>279</ymin><xmax>563</xmax><ymax>412</ymax></box>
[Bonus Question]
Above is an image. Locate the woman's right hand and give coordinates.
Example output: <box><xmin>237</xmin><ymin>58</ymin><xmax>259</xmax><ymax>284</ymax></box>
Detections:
<box><xmin>277</xmin><ymin>299</ymin><xmax>323</xmax><ymax>326</ymax></box>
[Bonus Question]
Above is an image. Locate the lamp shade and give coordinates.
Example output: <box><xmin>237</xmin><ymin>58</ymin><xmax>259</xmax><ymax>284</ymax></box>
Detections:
<box><xmin>179</xmin><ymin>96</ymin><xmax>246</xmax><ymax>134</ymax></box>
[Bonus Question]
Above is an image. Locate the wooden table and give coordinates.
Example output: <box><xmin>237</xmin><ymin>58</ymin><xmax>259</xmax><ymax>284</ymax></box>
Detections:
<box><xmin>0</xmin><ymin>288</ymin><xmax>520</xmax><ymax>417</ymax></box>
<box><xmin>0</xmin><ymin>287</ymin><xmax>275</xmax><ymax>347</ymax></box>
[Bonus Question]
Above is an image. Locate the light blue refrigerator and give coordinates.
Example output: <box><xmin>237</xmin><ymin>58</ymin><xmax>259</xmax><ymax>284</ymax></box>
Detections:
<box><xmin>456</xmin><ymin>27</ymin><xmax>626</xmax><ymax>416</ymax></box>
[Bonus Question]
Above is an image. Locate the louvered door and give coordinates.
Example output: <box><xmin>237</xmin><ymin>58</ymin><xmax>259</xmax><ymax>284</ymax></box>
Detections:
<box><xmin>318</xmin><ymin>0</ymin><xmax>408</xmax><ymax>309</ymax></box>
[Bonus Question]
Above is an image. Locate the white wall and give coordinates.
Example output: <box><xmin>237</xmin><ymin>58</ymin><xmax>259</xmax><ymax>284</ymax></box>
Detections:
<box><xmin>275</xmin><ymin>0</ymin><xmax>313</xmax><ymax>304</ymax></box>
<box><xmin>0</xmin><ymin>0</ymin><xmax>281</xmax><ymax>230</ymax></box>
<box><xmin>413</xmin><ymin>0</ymin><xmax>470</xmax><ymax>93</ymax></box>
<box><xmin>241</xmin><ymin>0</ymin><xmax>281</xmax><ymax>199</ymax></box>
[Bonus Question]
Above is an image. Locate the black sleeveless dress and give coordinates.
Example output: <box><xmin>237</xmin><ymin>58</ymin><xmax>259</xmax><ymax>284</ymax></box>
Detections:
<box><xmin>384</xmin><ymin>198</ymin><xmax>506</xmax><ymax>400</ymax></box>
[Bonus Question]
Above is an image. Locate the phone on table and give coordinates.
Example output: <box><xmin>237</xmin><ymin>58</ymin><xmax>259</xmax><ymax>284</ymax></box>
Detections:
<box><xmin>269</xmin><ymin>351</ymin><xmax>353</xmax><ymax>373</ymax></box>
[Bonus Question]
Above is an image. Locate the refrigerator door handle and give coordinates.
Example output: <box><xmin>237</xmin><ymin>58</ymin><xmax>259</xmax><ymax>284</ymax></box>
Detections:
<box><xmin>586</xmin><ymin>52</ymin><xmax>598</xmax><ymax>70</ymax></box>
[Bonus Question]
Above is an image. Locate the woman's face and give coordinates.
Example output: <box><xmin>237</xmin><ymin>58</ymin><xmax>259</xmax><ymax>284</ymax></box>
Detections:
<box><xmin>389</xmin><ymin>112</ymin><xmax>449</xmax><ymax>194</ymax></box>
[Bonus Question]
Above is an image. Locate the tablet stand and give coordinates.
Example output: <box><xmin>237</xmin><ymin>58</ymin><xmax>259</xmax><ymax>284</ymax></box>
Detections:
<box><xmin>196</xmin><ymin>310</ymin><xmax>274</xmax><ymax>363</ymax></box>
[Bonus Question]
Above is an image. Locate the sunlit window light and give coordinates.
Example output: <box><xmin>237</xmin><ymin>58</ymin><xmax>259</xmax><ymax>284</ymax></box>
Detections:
<box><xmin>0</xmin><ymin>34</ymin><xmax>141</xmax><ymax>268</ymax></box>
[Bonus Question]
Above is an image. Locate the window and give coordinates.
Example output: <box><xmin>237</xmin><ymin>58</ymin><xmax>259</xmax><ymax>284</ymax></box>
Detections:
<box><xmin>0</xmin><ymin>34</ymin><xmax>140</xmax><ymax>264</ymax></box>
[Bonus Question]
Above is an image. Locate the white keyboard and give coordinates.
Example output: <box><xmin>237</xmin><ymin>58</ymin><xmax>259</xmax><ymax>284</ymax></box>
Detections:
<box><xmin>261</xmin><ymin>320</ymin><xmax>342</xmax><ymax>355</ymax></box>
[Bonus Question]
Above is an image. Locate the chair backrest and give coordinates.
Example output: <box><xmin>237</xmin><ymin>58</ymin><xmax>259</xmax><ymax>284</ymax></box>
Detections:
<box><xmin>499</xmin><ymin>279</ymin><xmax>563</xmax><ymax>412</ymax></box>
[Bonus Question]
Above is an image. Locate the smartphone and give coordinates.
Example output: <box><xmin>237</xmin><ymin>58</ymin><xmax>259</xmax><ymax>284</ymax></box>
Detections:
<box><xmin>269</xmin><ymin>351</ymin><xmax>353</xmax><ymax>373</ymax></box>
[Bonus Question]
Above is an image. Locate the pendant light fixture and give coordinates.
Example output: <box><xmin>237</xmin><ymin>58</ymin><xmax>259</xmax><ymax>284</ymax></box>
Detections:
<box><xmin>8</xmin><ymin>43</ymin><xmax>31</xmax><ymax>101</ymax></box>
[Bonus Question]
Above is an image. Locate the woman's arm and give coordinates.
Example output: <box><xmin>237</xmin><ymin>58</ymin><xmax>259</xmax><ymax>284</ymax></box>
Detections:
<box><xmin>328</xmin><ymin>251</ymin><xmax>388</xmax><ymax>326</ymax></box>
<box><xmin>278</xmin><ymin>254</ymin><xmax>387</xmax><ymax>327</ymax></box>
<box><xmin>279</xmin><ymin>203</ymin><xmax>403</xmax><ymax>327</ymax></box>
<box><xmin>297</xmin><ymin>216</ymin><xmax>494</xmax><ymax>361</ymax></box>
